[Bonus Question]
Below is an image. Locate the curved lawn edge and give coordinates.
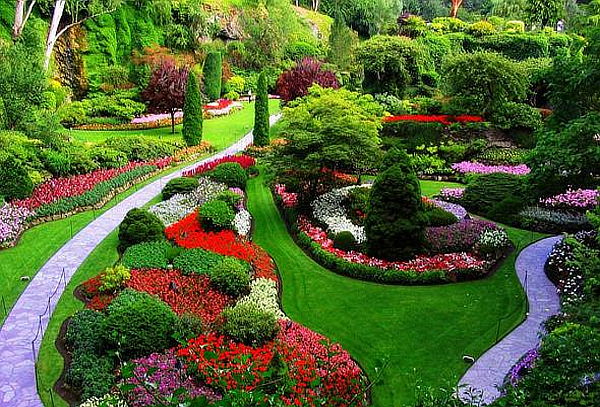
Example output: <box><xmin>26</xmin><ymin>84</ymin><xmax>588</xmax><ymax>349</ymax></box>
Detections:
<box><xmin>458</xmin><ymin>235</ymin><xmax>562</xmax><ymax>404</ymax></box>
<box><xmin>0</xmin><ymin>115</ymin><xmax>281</xmax><ymax>407</ymax></box>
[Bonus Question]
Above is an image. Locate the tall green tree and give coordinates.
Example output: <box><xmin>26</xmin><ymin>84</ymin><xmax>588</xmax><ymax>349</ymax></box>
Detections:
<box><xmin>525</xmin><ymin>0</ymin><xmax>565</xmax><ymax>28</ymax></box>
<box><xmin>182</xmin><ymin>72</ymin><xmax>203</xmax><ymax>146</ymax></box>
<box><xmin>203</xmin><ymin>52</ymin><xmax>223</xmax><ymax>101</ymax></box>
<box><xmin>253</xmin><ymin>71</ymin><xmax>270</xmax><ymax>147</ymax></box>
<box><xmin>327</xmin><ymin>17</ymin><xmax>358</xmax><ymax>71</ymax></box>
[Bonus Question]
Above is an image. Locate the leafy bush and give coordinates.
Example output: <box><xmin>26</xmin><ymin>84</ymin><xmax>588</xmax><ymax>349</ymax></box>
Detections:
<box><xmin>220</xmin><ymin>302</ymin><xmax>279</xmax><ymax>346</ymax></box>
<box><xmin>118</xmin><ymin>208</ymin><xmax>165</xmax><ymax>251</ymax></box>
<box><xmin>172</xmin><ymin>248</ymin><xmax>223</xmax><ymax>275</ymax></box>
<box><xmin>333</xmin><ymin>231</ymin><xmax>359</xmax><ymax>252</ymax></box>
<box><xmin>174</xmin><ymin>313</ymin><xmax>205</xmax><ymax>343</ymax></box>
<box><xmin>65</xmin><ymin>310</ymin><xmax>106</xmax><ymax>354</ymax></box>
<box><xmin>122</xmin><ymin>241</ymin><xmax>172</xmax><ymax>270</ymax></box>
<box><xmin>465</xmin><ymin>33</ymin><xmax>550</xmax><ymax>60</ymax></box>
<box><xmin>198</xmin><ymin>200</ymin><xmax>235</xmax><ymax>231</ymax></box>
<box><xmin>215</xmin><ymin>190</ymin><xmax>242</xmax><ymax>209</ymax></box>
<box><xmin>103</xmin><ymin>136</ymin><xmax>179</xmax><ymax>161</ymax></box>
<box><xmin>210</xmin><ymin>257</ymin><xmax>251</xmax><ymax>297</ymax></box>
<box><xmin>462</xmin><ymin>173</ymin><xmax>525</xmax><ymax>215</ymax></box>
<box><xmin>0</xmin><ymin>159</ymin><xmax>33</xmax><ymax>201</ymax></box>
<box><xmin>162</xmin><ymin>177</ymin><xmax>199</xmax><ymax>200</ymax></box>
<box><xmin>284</xmin><ymin>41</ymin><xmax>322</xmax><ymax>61</ymax></box>
<box><xmin>487</xmin><ymin>196</ymin><xmax>526</xmax><ymax>225</ymax></box>
<box><xmin>209</xmin><ymin>162</ymin><xmax>248</xmax><ymax>189</ymax></box>
<box><xmin>88</xmin><ymin>148</ymin><xmax>128</xmax><ymax>169</ymax></box>
<box><xmin>105</xmin><ymin>289</ymin><xmax>177</xmax><ymax>359</ymax></box>
<box><xmin>424</xmin><ymin>205</ymin><xmax>458</xmax><ymax>227</ymax></box>
<box><xmin>490</xmin><ymin>102</ymin><xmax>542</xmax><ymax>134</ymax></box>
<box><xmin>99</xmin><ymin>265</ymin><xmax>131</xmax><ymax>293</ymax></box>
<box><xmin>381</xmin><ymin>121</ymin><xmax>444</xmax><ymax>150</ymax></box>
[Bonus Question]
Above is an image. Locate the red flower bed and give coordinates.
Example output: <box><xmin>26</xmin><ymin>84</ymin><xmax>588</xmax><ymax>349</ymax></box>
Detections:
<box><xmin>165</xmin><ymin>213</ymin><xmax>278</xmax><ymax>281</ymax></box>
<box><xmin>203</xmin><ymin>99</ymin><xmax>233</xmax><ymax>110</ymax></box>
<box><xmin>177</xmin><ymin>333</ymin><xmax>274</xmax><ymax>391</ymax></box>
<box><xmin>383</xmin><ymin>114</ymin><xmax>484</xmax><ymax>125</ymax></box>
<box><xmin>183</xmin><ymin>155</ymin><xmax>256</xmax><ymax>177</ymax></box>
<box><xmin>320</xmin><ymin>168</ymin><xmax>358</xmax><ymax>185</ymax></box>
<box><xmin>126</xmin><ymin>269</ymin><xmax>232</xmax><ymax>325</ymax></box>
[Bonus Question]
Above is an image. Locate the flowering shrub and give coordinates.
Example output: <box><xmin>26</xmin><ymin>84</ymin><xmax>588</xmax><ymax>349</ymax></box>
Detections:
<box><xmin>299</xmin><ymin>216</ymin><xmax>486</xmax><ymax>274</ymax></box>
<box><xmin>124</xmin><ymin>350</ymin><xmax>220</xmax><ymax>407</ymax></box>
<box><xmin>183</xmin><ymin>155</ymin><xmax>256</xmax><ymax>177</ymax></box>
<box><xmin>438</xmin><ymin>187</ymin><xmax>465</xmax><ymax>202</ymax></box>
<box><xmin>236</xmin><ymin>278</ymin><xmax>286</xmax><ymax>320</ymax></box>
<box><xmin>425</xmin><ymin>219</ymin><xmax>499</xmax><ymax>254</ymax></box>
<box><xmin>383</xmin><ymin>114</ymin><xmax>485</xmax><ymax>125</ymax></box>
<box><xmin>540</xmin><ymin>188</ymin><xmax>600</xmax><ymax>212</ymax></box>
<box><xmin>452</xmin><ymin>161</ymin><xmax>531</xmax><ymax>176</ymax></box>
<box><xmin>177</xmin><ymin>333</ymin><xmax>275</xmax><ymax>391</ymax></box>
<box><xmin>545</xmin><ymin>237</ymin><xmax>585</xmax><ymax>305</ymax></box>
<box><xmin>126</xmin><ymin>269</ymin><xmax>232</xmax><ymax>325</ymax></box>
<box><xmin>0</xmin><ymin>204</ymin><xmax>32</xmax><ymax>247</ymax></box>
<box><xmin>506</xmin><ymin>348</ymin><xmax>539</xmax><ymax>387</ymax></box>
<box><xmin>475</xmin><ymin>229</ymin><xmax>511</xmax><ymax>259</ymax></box>
<box><xmin>274</xmin><ymin>184</ymin><xmax>298</xmax><ymax>208</ymax></box>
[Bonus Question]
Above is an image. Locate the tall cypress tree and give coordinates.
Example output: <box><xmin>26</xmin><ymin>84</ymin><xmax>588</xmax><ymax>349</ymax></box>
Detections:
<box><xmin>203</xmin><ymin>52</ymin><xmax>223</xmax><ymax>101</ymax></box>
<box><xmin>253</xmin><ymin>71</ymin><xmax>270</xmax><ymax>147</ymax></box>
<box><xmin>183</xmin><ymin>72</ymin><xmax>203</xmax><ymax>146</ymax></box>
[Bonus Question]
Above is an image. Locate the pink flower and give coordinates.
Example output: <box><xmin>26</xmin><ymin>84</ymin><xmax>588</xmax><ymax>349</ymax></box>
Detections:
<box><xmin>540</xmin><ymin>188</ymin><xmax>600</xmax><ymax>211</ymax></box>
<box><xmin>452</xmin><ymin>161</ymin><xmax>530</xmax><ymax>176</ymax></box>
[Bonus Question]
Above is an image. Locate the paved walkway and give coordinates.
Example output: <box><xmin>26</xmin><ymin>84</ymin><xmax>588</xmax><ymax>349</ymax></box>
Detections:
<box><xmin>0</xmin><ymin>114</ymin><xmax>281</xmax><ymax>407</ymax></box>
<box><xmin>458</xmin><ymin>235</ymin><xmax>562</xmax><ymax>405</ymax></box>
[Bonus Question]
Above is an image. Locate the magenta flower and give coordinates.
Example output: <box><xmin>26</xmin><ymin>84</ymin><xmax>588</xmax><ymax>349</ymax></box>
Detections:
<box><xmin>540</xmin><ymin>188</ymin><xmax>600</xmax><ymax>211</ymax></box>
<box><xmin>452</xmin><ymin>161</ymin><xmax>531</xmax><ymax>176</ymax></box>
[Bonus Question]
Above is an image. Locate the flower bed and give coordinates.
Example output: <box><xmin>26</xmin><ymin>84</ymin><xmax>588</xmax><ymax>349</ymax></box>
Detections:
<box><xmin>540</xmin><ymin>188</ymin><xmax>599</xmax><ymax>212</ymax></box>
<box><xmin>452</xmin><ymin>161</ymin><xmax>531</xmax><ymax>176</ymax></box>
<box><xmin>183</xmin><ymin>155</ymin><xmax>256</xmax><ymax>177</ymax></box>
<box><xmin>438</xmin><ymin>187</ymin><xmax>465</xmax><ymax>201</ymax></box>
<box><xmin>0</xmin><ymin>204</ymin><xmax>32</xmax><ymax>248</ymax></box>
<box><xmin>520</xmin><ymin>206</ymin><xmax>592</xmax><ymax>233</ymax></box>
<box><xmin>383</xmin><ymin>114</ymin><xmax>485</xmax><ymax>125</ymax></box>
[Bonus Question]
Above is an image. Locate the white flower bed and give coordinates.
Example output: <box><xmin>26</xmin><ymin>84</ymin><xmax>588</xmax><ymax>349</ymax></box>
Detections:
<box><xmin>79</xmin><ymin>394</ymin><xmax>127</xmax><ymax>407</ymax></box>
<box><xmin>149</xmin><ymin>178</ymin><xmax>227</xmax><ymax>225</ymax></box>
<box><xmin>311</xmin><ymin>185</ymin><xmax>368</xmax><ymax>243</ymax></box>
<box><xmin>234</xmin><ymin>208</ymin><xmax>252</xmax><ymax>237</ymax></box>
<box><xmin>236</xmin><ymin>278</ymin><xmax>287</xmax><ymax>320</ymax></box>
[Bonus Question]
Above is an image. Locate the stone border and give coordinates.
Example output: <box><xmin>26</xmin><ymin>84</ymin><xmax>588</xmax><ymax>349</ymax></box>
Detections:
<box><xmin>458</xmin><ymin>236</ymin><xmax>562</xmax><ymax>405</ymax></box>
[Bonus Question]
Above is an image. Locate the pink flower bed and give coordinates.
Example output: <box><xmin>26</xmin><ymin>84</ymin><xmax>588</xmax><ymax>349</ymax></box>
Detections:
<box><xmin>0</xmin><ymin>204</ymin><xmax>33</xmax><ymax>247</ymax></box>
<box><xmin>274</xmin><ymin>184</ymin><xmax>298</xmax><ymax>208</ymax></box>
<box><xmin>439</xmin><ymin>187</ymin><xmax>465</xmax><ymax>201</ymax></box>
<box><xmin>540</xmin><ymin>188</ymin><xmax>600</xmax><ymax>211</ymax></box>
<box><xmin>452</xmin><ymin>161</ymin><xmax>531</xmax><ymax>176</ymax></box>
<box><xmin>131</xmin><ymin>111</ymin><xmax>183</xmax><ymax>124</ymax></box>
<box><xmin>183</xmin><ymin>155</ymin><xmax>256</xmax><ymax>177</ymax></box>
<box><xmin>298</xmin><ymin>216</ymin><xmax>485</xmax><ymax>273</ymax></box>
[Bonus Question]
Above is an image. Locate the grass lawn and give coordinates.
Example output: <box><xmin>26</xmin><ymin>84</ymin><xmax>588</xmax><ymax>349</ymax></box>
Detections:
<box><xmin>71</xmin><ymin>100</ymin><xmax>281</xmax><ymax>149</ymax></box>
<box><xmin>246</xmin><ymin>173</ymin><xmax>546</xmax><ymax>407</ymax></box>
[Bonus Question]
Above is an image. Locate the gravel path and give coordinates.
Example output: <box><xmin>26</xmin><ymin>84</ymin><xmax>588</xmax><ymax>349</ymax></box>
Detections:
<box><xmin>458</xmin><ymin>235</ymin><xmax>562</xmax><ymax>405</ymax></box>
<box><xmin>0</xmin><ymin>114</ymin><xmax>280</xmax><ymax>407</ymax></box>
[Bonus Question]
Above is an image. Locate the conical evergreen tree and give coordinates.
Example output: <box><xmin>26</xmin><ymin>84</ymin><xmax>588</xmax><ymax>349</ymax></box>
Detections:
<box><xmin>183</xmin><ymin>72</ymin><xmax>203</xmax><ymax>146</ymax></box>
<box><xmin>253</xmin><ymin>71</ymin><xmax>270</xmax><ymax>147</ymax></box>
<box><xmin>203</xmin><ymin>52</ymin><xmax>223</xmax><ymax>101</ymax></box>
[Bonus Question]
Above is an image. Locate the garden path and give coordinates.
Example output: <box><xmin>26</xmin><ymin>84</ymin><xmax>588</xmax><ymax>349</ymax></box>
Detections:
<box><xmin>458</xmin><ymin>235</ymin><xmax>562</xmax><ymax>405</ymax></box>
<box><xmin>0</xmin><ymin>114</ymin><xmax>281</xmax><ymax>407</ymax></box>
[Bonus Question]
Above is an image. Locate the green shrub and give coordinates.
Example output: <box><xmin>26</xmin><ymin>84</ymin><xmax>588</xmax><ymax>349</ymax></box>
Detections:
<box><xmin>198</xmin><ymin>200</ymin><xmax>235</xmax><ymax>231</ymax></box>
<box><xmin>221</xmin><ymin>303</ymin><xmax>279</xmax><ymax>346</ymax></box>
<box><xmin>505</xmin><ymin>21</ymin><xmax>525</xmax><ymax>33</ymax></box>
<box><xmin>381</xmin><ymin>121</ymin><xmax>444</xmax><ymax>151</ymax></box>
<box><xmin>424</xmin><ymin>206</ymin><xmax>458</xmax><ymax>227</ymax></box>
<box><xmin>463</xmin><ymin>173</ymin><xmax>525</xmax><ymax>215</ymax></box>
<box><xmin>103</xmin><ymin>136</ymin><xmax>179</xmax><ymax>161</ymax></box>
<box><xmin>174</xmin><ymin>313</ymin><xmax>205</xmax><ymax>343</ymax></box>
<box><xmin>105</xmin><ymin>289</ymin><xmax>177</xmax><ymax>359</ymax></box>
<box><xmin>66</xmin><ymin>352</ymin><xmax>114</xmax><ymax>401</ymax></box>
<box><xmin>487</xmin><ymin>196</ymin><xmax>525</xmax><ymax>225</ymax></box>
<box><xmin>203</xmin><ymin>52</ymin><xmax>223</xmax><ymax>100</ymax></box>
<box><xmin>122</xmin><ymin>241</ymin><xmax>172</xmax><ymax>270</ymax></box>
<box><xmin>465</xmin><ymin>33</ymin><xmax>550</xmax><ymax>60</ymax></box>
<box><xmin>490</xmin><ymin>102</ymin><xmax>542</xmax><ymax>133</ymax></box>
<box><xmin>209</xmin><ymin>162</ymin><xmax>248</xmax><ymax>189</ymax></box>
<box><xmin>210</xmin><ymin>257</ymin><xmax>251</xmax><ymax>296</ymax></box>
<box><xmin>88</xmin><ymin>147</ymin><xmax>128</xmax><ymax>169</ymax></box>
<box><xmin>333</xmin><ymin>231</ymin><xmax>359</xmax><ymax>252</ymax></box>
<box><xmin>65</xmin><ymin>310</ymin><xmax>106</xmax><ymax>354</ymax></box>
<box><xmin>215</xmin><ymin>190</ymin><xmax>242</xmax><ymax>209</ymax></box>
<box><xmin>285</xmin><ymin>41</ymin><xmax>321</xmax><ymax>61</ymax></box>
<box><xmin>0</xmin><ymin>159</ymin><xmax>33</xmax><ymax>200</ymax></box>
<box><xmin>468</xmin><ymin>21</ymin><xmax>495</xmax><ymax>36</ymax></box>
<box><xmin>182</xmin><ymin>72</ymin><xmax>203</xmax><ymax>146</ymax></box>
<box><xmin>118</xmin><ymin>208</ymin><xmax>165</xmax><ymax>251</ymax></box>
<box><xmin>162</xmin><ymin>177</ymin><xmax>199</xmax><ymax>200</ymax></box>
<box><xmin>99</xmin><ymin>264</ymin><xmax>131</xmax><ymax>293</ymax></box>
<box><xmin>172</xmin><ymin>248</ymin><xmax>224</xmax><ymax>275</ymax></box>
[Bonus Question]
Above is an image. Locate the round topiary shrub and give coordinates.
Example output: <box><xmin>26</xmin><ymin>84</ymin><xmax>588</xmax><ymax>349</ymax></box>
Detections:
<box><xmin>118</xmin><ymin>208</ymin><xmax>165</xmax><ymax>252</ymax></box>
<box><xmin>162</xmin><ymin>177</ymin><xmax>199</xmax><ymax>200</ymax></box>
<box><xmin>209</xmin><ymin>162</ymin><xmax>248</xmax><ymax>189</ymax></box>
<box><xmin>424</xmin><ymin>206</ymin><xmax>458</xmax><ymax>227</ymax></box>
<box><xmin>104</xmin><ymin>289</ymin><xmax>177</xmax><ymax>359</ymax></box>
<box><xmin>210</xmin><ymin>257</ymin><xmax>251</xmax><ymax>296</ymax></box>
<box><xmin>220</xmin><ymin>302</ymin><xmax>279</xmax><ymax>346</ymax></box>
<box><xmin>215</xmin><ymin>190</ymin><xmax>243</xmax><ymax>209</ymax></box>
<box><xmin>333</xmin><ymin>231</ymin><xmax>359</xmax><ymax>252</ymax></box>
<box><xmin>198</xmin><ymin>200</ymin><xmax>235</xmax><ymax>231</ymax></box>
<box><xmin>0</xmin><ymin>159</ymin><xmax>33</xmax><ymax>201</ymax></box>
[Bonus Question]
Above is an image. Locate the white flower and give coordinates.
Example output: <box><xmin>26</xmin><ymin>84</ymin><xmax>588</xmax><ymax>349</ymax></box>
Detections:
<box><xmin>79</xmin><ymin>393</ymin><xmax>128</xmax><ymax>407</ymax></box>
<box><xmin>236</xmin><ymin>278</ymin><xmax>286</xmax><ymax>320</ymax></box>
<box><xmin>234</xmin><ymin>209</ymin><xmax>252</xmax><ymax>236</ymax></box>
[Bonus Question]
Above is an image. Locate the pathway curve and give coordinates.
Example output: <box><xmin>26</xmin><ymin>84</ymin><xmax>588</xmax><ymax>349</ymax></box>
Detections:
<box><xmin>0</xmin><ymin>114</ymin><xmax>281</xmax><ymax>407</ymax></box>
<box><xmin>458</xmin><ymin>235</ymin><xmax>562</xmax><ymax>405</ymax></box>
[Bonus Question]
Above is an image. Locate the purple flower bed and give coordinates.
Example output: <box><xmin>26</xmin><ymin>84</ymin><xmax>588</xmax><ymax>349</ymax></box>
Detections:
<box><xmin>439</xmin><ymin>187</ymin><xmax>465</xmax><ymax>201</ymax></box>
<box><xmin>0</xmin><ymin>204</ymin><xmax>33</xmax><ymax>247</ymax></box>
<box><xmin>452</xmin><ymin>161</ymin><xmax>531</xmax><ymax>176</ymax></box>
<box><xmin>507</xmin><ymin>347</ymin><xmax>539</xmax><ymax>387</ymax></box>
<box><xmin>124</xmin><ymin>350</ymin><xmax>220</xmax><ymax>407</ymax></box>
<box><xmin>432</xmin><ymin>199</ymin><xmax>468</xmax><ymax>220</ymax></box>
<box><xmin>425</xmin><ymin>219</ymin><xmax>498</xmax><ymax>253</ymax></box>
<box><xmin>540</xmin><ymin>188</ymin><xmax>600</xmax><ymax>212</ymax></box>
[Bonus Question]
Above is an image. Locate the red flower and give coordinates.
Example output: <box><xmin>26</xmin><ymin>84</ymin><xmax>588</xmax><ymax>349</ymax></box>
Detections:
<box><xmin>183</xmin><ymin>155</ymin><xmax>256</xmax><ymax>177</ymax></box>
<box><xmin>383</xmin><ymin>114</ymin><xmax>484</xmax><ymax>125</ymax></box>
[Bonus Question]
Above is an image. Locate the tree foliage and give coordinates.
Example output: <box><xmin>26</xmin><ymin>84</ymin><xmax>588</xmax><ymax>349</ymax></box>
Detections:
<box><xmin>182</xmin><ymin>72</ymin><xmax>203</xmax><ymax>146</ymax></box>
<box><xmin>141</xmin><ymin>59</ymin><xmax>189</xmax><ymax>133</ymax></box>
<box><xmin>203</xmin><ymin>51</ymin><xmax>223</xmax><ymax>101</ymax></box>
<box><xmin>525</xmin><ymin>0</ymin><xmax>565</xmax><ymax>27</ymax></box>
<box><xmin>253</xmin><ymin>71</ymin><xmax>270</xmax><ymax>147</ymax></box>
<box><xmin>276</xmin><ymin>58</ymin><xmax>339</xmax><ymax>102</ymax></box>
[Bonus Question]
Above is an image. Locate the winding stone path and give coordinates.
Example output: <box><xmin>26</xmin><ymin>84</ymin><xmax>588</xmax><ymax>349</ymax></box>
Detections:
<box><xmin>0</xmin><ymin>114</ymin><xmax>281</xmax><ymax>407</ymax></box>
<box><xmin>458</xmin><ymin>235</ymin><xmax>562</xmax><ymax>405</ymax></box>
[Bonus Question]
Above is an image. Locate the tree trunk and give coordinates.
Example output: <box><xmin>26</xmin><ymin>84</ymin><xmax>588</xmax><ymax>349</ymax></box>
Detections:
<box><xmin>13</xmin><ymin>0</ymin><xmax>36</xmax><ymax>39</ymax></box>
<box><xmin>450</xmin><ymin>0</ymin><xmax>463</xmax><ymax>18</ymax></box>
<box><xmin>44</xmin><ymin>0</ymin><xmax>66</xmax><ymax>70</ymax></box>
<box><xmin>171</xmin><ymin>111</ymin><xmax>175</xmax><ymax>134</ymax></box>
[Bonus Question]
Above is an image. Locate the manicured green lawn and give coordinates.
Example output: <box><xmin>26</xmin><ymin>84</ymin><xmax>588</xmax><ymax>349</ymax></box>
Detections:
<box><xmin>246</xmin><ymin>174</ymin><xmax>546</xmax><ymax>407</ymax></box>
<box><xmin>71</xmin><ymin>100</ymin><xmax>281</xmax><ymax>149</ymax></box>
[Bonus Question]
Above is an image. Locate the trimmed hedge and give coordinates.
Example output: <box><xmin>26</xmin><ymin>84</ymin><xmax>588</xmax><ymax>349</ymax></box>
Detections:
<box><xmin>209</xmin><ymin>162</ymin><xmax>248</xmax><ymax>189</ymax></box>
<box><xmin>162</xmin><ymin>177</ymin><xmax>199</xmax><ymax>200</ymax></box>
<box><xmin>122</xmin><ymin>241</ymin><xmax>172</xmax><ymax>269</ymax></box>
<box><xmin>172</xmin><ymin>248</ymin><xmax>224</xmax><ymax>275</ymax></box>
<box><xmin>198</xmin><ymin>199</ymin><xmax>235</xmax><ymax>231</ymax></box>
<box><xmin>221</xmin><ymin>303</ymin><xmax>279</xmax><ymax>346</ymax></box>
<box><xmin>118</xmin><ymin>208</ymin><xmax>165</xmax><ymax>251</ymax></box>
<box><xmin>462</xmin><ymin>173</ymin><xmax>525</xmax><ymax>215</ymax></box>
<box><xmin>210</xmin><ymin>257</ymin><xmax>251</xmax><ymax>296</ymax></box>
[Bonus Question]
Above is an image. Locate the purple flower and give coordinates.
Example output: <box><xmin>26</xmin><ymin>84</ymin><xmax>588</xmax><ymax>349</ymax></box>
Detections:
<box><xmin>425</xmin><ymin>219</ymin><xmax>498</xmax><ymax>253</ymax></box>
<box><xmin>431</xmin><ymin>199</ymin><xmax>468</xmax><ymax>220</ymax></box>
<box><xmin>507</xmin><ymin>348</ymin><xmax>539</xmax><ymax>386</ymax></box>
<box><xmin>0</xmin><ymin>204</ymin><xmax>33</xmax><ymax>247</ymax></box>
<box><xmin>452</xmin><ymin>161</ymin><xmax>531</xmax><ymax>176</ymax></box>
<box><xmin>540</xmin><ymin>188</ymin><xmax>600</xmax><ymax>211</ymax></box>
<box><xmin>439</xmin><ymin>188</ymin><xmax>465</xmax><ymax>201</ymax></box>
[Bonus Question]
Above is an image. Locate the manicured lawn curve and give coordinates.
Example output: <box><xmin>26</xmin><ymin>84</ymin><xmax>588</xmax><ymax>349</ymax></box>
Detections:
<box><xmin>247</xmin><ymin>173</ymin><xmax>545</xmax><ymax>406</ymax></box>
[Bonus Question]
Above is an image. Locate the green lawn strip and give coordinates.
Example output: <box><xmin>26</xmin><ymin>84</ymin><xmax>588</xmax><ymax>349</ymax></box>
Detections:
<box><xmin>71</xmin><ymin>100</ymin><xmax>281</xmax><ymax>147</ymax></box>
<box><xmin>246</xmin><ymin>173</ymin><xmax>545</xmax><ymax>406</ymax></box>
